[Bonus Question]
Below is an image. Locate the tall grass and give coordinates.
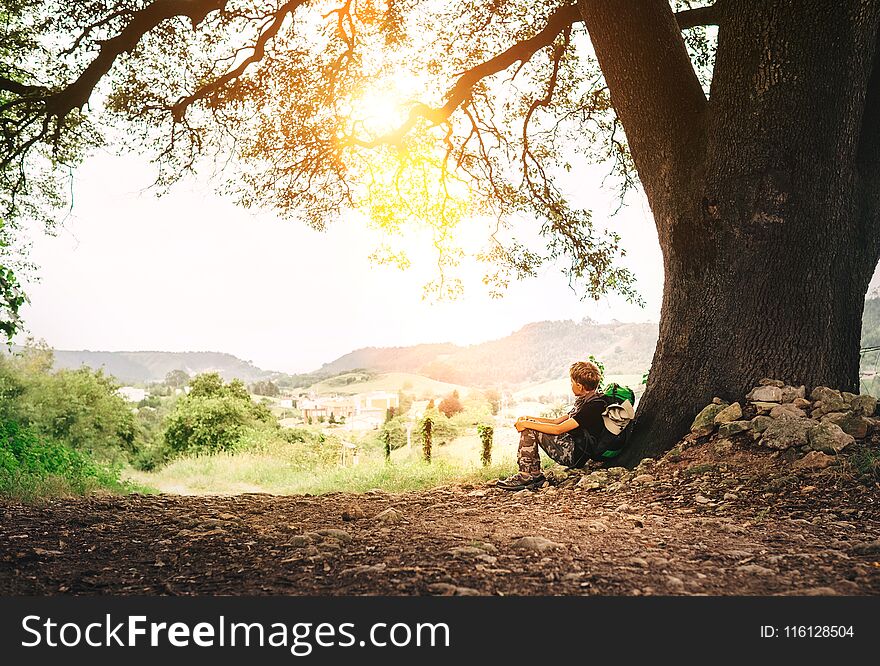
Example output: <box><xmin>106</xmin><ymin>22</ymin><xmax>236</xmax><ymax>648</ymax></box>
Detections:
<box><xmin>129</xmin><ymin>433</ymin><xmax>523</xmax><ymax>495</ymax></box>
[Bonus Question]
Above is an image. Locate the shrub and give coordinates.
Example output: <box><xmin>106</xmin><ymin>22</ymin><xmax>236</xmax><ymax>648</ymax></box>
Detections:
<box><xmin>0</xmin><ymin>419</ymin><xmax>126</xmax><ymax>498</ymax></box>
<box><xmin>163</xmin><ymin>373</ymin><xmax>274</xmax><ymax>455</ymax></box>
<box><xmin>0</xmin><ymin>352</ymin><xmax>140</xmax><ymax>464</ymax></box>
<box><xmin>438</xmin><ymin>390</ymin><xmax>464</xmax><ymax>417</ymax></box>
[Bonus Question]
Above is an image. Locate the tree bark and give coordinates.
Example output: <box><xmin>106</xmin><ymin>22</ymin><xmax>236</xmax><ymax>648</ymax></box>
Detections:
<box><xmin>579</xmin><ymin>0</ymin><xmax>880</xmax><ymax>464</ymax></box>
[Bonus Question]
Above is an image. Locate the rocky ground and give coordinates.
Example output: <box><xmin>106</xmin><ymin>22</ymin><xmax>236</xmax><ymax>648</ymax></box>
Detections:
<box><xmin>2</xmin><ymin>380</ymin><xmax>880</xmax><ymax>596</ymax></box>
<box><xmin>1</xmin><ymin>453</ymin><xmax>878</xmax><ymax>595</ymax></box>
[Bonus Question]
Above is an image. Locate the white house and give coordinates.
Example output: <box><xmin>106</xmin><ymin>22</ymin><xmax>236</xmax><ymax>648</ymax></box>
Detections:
<box><xmin>117</xmin><ymin>387</ymin><xmax>147</xmax><ymax>403</ymax></box>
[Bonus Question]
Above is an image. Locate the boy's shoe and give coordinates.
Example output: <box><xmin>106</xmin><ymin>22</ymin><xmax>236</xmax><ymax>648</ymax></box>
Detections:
<box><xmin>497</xmin><ymin>472</ymin><xmax>545</xmax><ymax>491</ymax></box>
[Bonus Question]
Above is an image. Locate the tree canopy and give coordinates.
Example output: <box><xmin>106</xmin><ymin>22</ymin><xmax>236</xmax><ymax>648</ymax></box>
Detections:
<box><xmin>0</xmin><ymin>0</ymin><xmax>722</xmax><ymax>329</ymax></box>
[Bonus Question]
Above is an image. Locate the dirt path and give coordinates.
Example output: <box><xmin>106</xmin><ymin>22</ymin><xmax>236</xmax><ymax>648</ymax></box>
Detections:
<box><xmin>3</xmin><ymin>451</ymin><xmax>880</xmax><ymax>596</ymax></box>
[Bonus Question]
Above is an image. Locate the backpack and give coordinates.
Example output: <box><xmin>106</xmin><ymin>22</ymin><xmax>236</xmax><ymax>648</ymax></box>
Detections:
<box><xmin>603</xmin><ymin>382</ymin><xmax>636</xmax><ymax>405</ymax></box>
<box><xmin>575</xmin><ymin>390</ymin><xmax>636</xmax><ymax>463</ymax></box>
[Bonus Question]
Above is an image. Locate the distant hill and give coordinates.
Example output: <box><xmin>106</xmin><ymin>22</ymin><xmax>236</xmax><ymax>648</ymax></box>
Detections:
<box><xmin>43</xmin><ymin>350</ymin><xmax>273</xmax><ymax>384</ymax></box>
<box><xmin>318</xmin><ymin>295</ymin><xmax>880</xmax><ymax>388</ymax></box>
<box><xmin>316</xmin><ymin>319</ymin><xmax>659</xmax><ymax>387</ymax></box>
<box><xmin>318</xmin><ymin>343</ymin><xmax>460</xmax><ymax>376</ymax></box>
<box><xmin>34</xmin><ymin>296</ymin><xmax>880</xmax><ymax>389</ymax></box>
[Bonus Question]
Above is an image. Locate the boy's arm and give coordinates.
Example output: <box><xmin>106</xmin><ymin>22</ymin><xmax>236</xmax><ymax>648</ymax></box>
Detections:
<box><xmin>519</xmin><ymin>418</ymin><xmax>580</xmax><ymax>436</ymax></box>
<box><xmin>518</xmin><ymin>415</ymin><xmax>564</xmax><ymax>424</ymax></box>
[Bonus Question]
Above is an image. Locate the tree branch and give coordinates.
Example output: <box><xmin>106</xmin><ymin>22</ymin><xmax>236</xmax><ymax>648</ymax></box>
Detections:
<box><xmin>346</xmin><ymin>3</ymin><xmax>581</xmax><ymax>148</ymax></box>
<box><xmin>0</xmin><ymin>77</ymin><xmax>45</xmax><ymax>97</ymax></box>
<box><xmin>346</xmin><ymin>1</ymin><xmax>713</xmax><ymax>150</ymax></box>
<box><xmin>171</xmin><ymin>0</ymin><xmax>307</xmax><ymax>121</ymax></box>
<box><xmin>43</xmin><ymin>0</ymin><xmax>229</xmax><ymax>119</ymax></box>
<box><xmin>675</xmin><ymin>0</ymin><xmax>728</xmax><ymax>29</ymax></box>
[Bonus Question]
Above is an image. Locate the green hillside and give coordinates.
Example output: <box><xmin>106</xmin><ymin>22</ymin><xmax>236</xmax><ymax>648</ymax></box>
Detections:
<box><xmin>44</xmin><ymin>350</ymin><xmax>272</xmax><ymax>384</ymax></box>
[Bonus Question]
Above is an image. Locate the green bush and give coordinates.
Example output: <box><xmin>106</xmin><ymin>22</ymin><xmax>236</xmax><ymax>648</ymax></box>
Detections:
<box><xmin>163</xmin><ymin>373</ymin><xmax>274</xmax><ymax>455</ymax></box>
<box><xmin>0</xmin><ymin>419</ymin><xmax>127</xmax><ymax>499</ymax></box>
<box><xmin>422</xmin><ymin>407</ymin><xmax>458</xmax><ymax>445</ymax></box>
<box><xmin>0</xmin><ymin>350</ymin><xmax>140</xmax><ymax>464</ymax></box>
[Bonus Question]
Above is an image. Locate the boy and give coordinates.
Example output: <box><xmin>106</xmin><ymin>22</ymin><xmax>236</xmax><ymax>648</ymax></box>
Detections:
<box><xmin>497</xmin><ymin>361</ymin><xmax>606</xmax><ymax>491</ymax></box>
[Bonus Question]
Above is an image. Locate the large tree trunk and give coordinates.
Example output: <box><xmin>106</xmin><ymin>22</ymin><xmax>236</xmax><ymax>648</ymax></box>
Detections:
<box><xmin>578</xmin><ymin>0</ymin><xmax>880</xmax><ymax>464</ymax></box>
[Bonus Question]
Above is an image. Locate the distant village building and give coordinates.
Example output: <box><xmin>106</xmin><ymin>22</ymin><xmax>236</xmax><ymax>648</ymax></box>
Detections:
<box><xmin>354</xmin><ymin>391</ymin><xmax>399</xmax><ymax>416</ymax></box>
<box><xmin>117</xmin><ymin>387</ymin><xmax>147</xmax><ymax>403</ymax></box>
<box><xmin>298</xmin><ymin>391</ymin><xmax>400</xmax><ymax>428</ymax></box>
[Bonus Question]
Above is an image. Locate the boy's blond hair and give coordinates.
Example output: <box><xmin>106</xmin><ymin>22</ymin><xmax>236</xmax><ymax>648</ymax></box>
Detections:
<box><xmin>569</xmin><ymin>361</ymin><xmax>601</xmax><ymax>390</ymax></box>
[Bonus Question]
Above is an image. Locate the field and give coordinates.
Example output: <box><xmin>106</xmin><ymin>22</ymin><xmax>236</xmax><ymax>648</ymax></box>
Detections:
<box><xmin>127</xmin><ymin>426</ymin><xmax>522</xmax><ymax>496</ymax></box>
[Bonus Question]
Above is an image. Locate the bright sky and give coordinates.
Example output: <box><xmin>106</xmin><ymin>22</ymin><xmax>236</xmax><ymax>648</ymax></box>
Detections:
<box><xmin>15</xmin><ymin>151</ymin><xmax>665</xmax><ymax>374</ymax></box>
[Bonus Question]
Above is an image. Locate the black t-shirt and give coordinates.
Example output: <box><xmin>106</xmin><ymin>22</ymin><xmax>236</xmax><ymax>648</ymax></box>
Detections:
<box><xmin>568</xmin><ymin>394</ymin><xmax>607</xmax><ymax>442</ymax></box>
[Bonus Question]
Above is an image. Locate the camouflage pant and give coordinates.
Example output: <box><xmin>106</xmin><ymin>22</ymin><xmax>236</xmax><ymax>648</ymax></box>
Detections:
<box><xmin>517</xmin><ymin>428</ymin><xmax>581</xmax><ymax>475</ymax></box>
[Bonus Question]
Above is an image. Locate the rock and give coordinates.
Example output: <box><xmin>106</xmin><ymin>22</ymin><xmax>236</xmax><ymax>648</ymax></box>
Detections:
<box><xmin>712</xmin><ymin>396</ymin><xmax>725</xmax><ymax>404</ymax></box>
<box><xmin>851</xmin><ymin>394</ymin><xmax>878</xmax><ymax>416</ymax></box>
<box><xmin>511</xmin><ymin>536</ymin><xmax>563</xmax><ymax>553</ymax></box>
<box><xmin>750</xmin><ymin>415</ymin><xmax>774</xmax><ymax>433</ymax></box>
<box><xmin>373</xmin><ymin>508</ymin><xmax>404</xmax><ymax>525</ymax></box>
<box><xmin>545</xmin><ymin>465</ymin><xmax>575</xmax><ymax>484</ymax></box>
<box><xmin>780</xmin><ymin>385</ymin><xmax>806</xmax><ymax>402</ymax></box>
<box><xmin>631</xmin><ymin>474</ymin><xmax>655</xmax><ymax>484</ymax></box>
<box><xmin>792</xmin><ymin>397</ymin><xmax>812</xmax><ymax>409</ymax></box>
<box><xmin>758</xmin><ymin>378</ymin><xmax>785</xmax><ymax>387</ymax></box>
<box><xmin>666</xmin><ymin>576</ymin><xmax>685</xmax><ymax>591</ymax></box>
<box><xmin>315</xmin><ymin>528</ymin><xmax>353</xmax><ymax>543</ymax></box>
<box><xmin>723</xmin><ymin>492</ymin><xmax>738</xmax><ymax>500</ymax></box>
<box><xmin>752</xmin><ymin>401</ymin><xmax>778</xmax><ymax>414</ymax></box>
<box><xmin>341</xmin><ymin>506</ymin><xmax>366</xmax><ymax>521</ymax></box>
<box><xmin>691</xmin><ymin>403</ymin><xmax>728</xmax><ymax>435</ymax></box>
<box><xmin>820</xmin><ymin>411</ymin><xmax>871</xmax><ymax>439</ymax></box>
<box><xmin>769</xmin><ymin>403</ymin><xmax>806</xmax><ymax>419</ymax></box>
<box><xmin>748</xmin><ymin>385</ymin><xmax>783</xmax><ymax>402</ymax></box>
<box><xmin>811</xmin><ymin>386</ymin><xmax>843</xmax><ymax>403</ymax></box>
<box><xmin>812</xmin><ymin>398</ymin><xmax>850</xmax><ymax>417</ymax></box>
<box><xmin>634</xmin><ymin>457</ymin><xmax>656</xmax><ymax>471</ymax></box>
<box><xmin>427</xmin><ymin>583</ymin><xmax>481</xmax><ymax>596</ymax></box>
<box><xmin>694</xmin><ymin>494</ymin><xmax>712</xmax><ymax>505</ymax></box>
<box><xmin>718</xmin><ymin>421</ymin><xmax>751</xmax><ymax>438</ymax></box>
<box><xmin>737</xmin><ymin>564</ymin><xmax>774</xmax><ymax>576</ymax></box>
<box><xmin>714</xmin><ymin>402</ymin><xmax>743</xmax><ymax>424</ymax></box>
<box><xmin>842</xmin><ymin>391</ymin><xmax>858</xmax><ymax>404</ymax></box>
<box><xmin>792</xmin><ymin>450</ymin><xmax>835</xmax><ymax>471</ymax></box>
<box><xmin>607</xmin><ymin>467</ymin><xmax>628</xmax><ymax>478</ymax></box>
<box><xmin>807</xmin><ymin>422</ymin><xmax>855</xmax><ymax>454</ymax></box>
<box><xmin>760</xmin><ymin>418</ymin><xmax>817</xmax><ymax>450</ymax></box>
<box><xmin>289</xmin><ymin>535</ymin><xmax>312</xmax><ymax>547</ymax></box>
<box><xmin>850</xmin><ymin>540</ymin><xmax>880</xmax><ymax>556</ymax></box>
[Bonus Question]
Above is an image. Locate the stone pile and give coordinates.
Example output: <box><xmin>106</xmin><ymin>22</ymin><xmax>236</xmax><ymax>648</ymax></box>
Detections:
<box><xmin>689</xmin><ymin>378</ymin><xmax>878</xmax><ymax>457</ymax></box>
